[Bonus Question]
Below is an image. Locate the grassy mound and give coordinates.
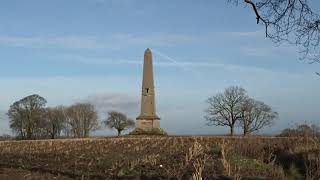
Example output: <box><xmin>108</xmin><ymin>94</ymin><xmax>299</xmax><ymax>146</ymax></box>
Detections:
<box><xmin>129</xmin><ymin>128</ymin><xmax>168</xmax><ymax>136</ymax></box>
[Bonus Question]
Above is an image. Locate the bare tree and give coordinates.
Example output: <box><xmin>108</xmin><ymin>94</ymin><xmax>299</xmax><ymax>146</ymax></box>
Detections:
<box><xmin>104</xmin><ymin>111</ymin><xmax>135</xmax><ymax>136</ymax></box>
<box><xmin>205</xmin><ymin>86</ymin><xmax>248</xmax><ymax>136</ymax></box>
<box><xmin>229</xmin><ymin>0</ymin><xmax>320</xmax><ymax>68</ymax></box>
<box><xmin>65</xmin><ymin>103</ymin><xmax>98</xmax><ymax>138</ymax></box>
<box><xmin>58</xmin><ymin>106</ymin><xmax>73</xmax><ymax>137</ymax></box>
<box><xmin>44</xmin><ymin>106</ymin><xmax>66</xmax><ymax>139</ymax></box>
<box><xmin>239</xmin><ymin>98</ymin><xmax>278</xmax><ymax>136</ymax></box>
<box><xmin>7</xmin><ymin>94</ymin><xmax>47</xmax><ymax>139</ymax></box>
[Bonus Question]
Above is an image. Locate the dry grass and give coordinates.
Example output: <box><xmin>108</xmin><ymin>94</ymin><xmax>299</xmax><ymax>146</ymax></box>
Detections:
<box><xmin>0</xmin><ymin>136</ymin><xmax>319</xmax><ymax>179</ymax></box>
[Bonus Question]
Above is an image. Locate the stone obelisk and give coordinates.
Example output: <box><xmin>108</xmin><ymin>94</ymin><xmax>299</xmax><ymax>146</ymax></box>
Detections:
<box><xmin>135</xmin><ymin>48</ymin><xmax>161</xmax><ymax>131</ymax></box>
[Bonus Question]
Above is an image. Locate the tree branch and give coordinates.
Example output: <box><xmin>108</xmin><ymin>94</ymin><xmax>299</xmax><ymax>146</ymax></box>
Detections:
<box><xmin>244</xmin><ymin>0</ymin><xmax>269</xmax><ymax>37</ymax></box>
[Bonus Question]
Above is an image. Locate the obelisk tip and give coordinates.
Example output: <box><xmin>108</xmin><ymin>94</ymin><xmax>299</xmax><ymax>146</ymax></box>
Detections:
<box><xmin>145</xmin><ymin>48</ymin><xmax>152</xmax><ymax>54</ymax></box>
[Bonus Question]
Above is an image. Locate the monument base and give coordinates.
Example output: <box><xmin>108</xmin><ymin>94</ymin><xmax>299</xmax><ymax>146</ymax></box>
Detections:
<box><xmin>129</xmin><ymin>119</ymin><xmax>167</xmax><ymax>135</ymax></box>
<box><xmin>135</xmin><ymin>119</ymin><xmax>160</xmax><ymax>130</ymax></box>
<box><xmin>129</xmin><ymin>127</ymin><xmax>167</xmax><ymax>136</ymax></box>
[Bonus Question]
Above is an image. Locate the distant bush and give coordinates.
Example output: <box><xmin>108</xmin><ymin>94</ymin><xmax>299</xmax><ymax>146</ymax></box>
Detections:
<box><xmin>278</xmin><ymin>123</ymin><xmax>320</xmax><ymax>137</ymax></box>
<box><xmin>0</xmin><ymin>134</ymin><xmax>12</xmax><ymax>141</ymax></box>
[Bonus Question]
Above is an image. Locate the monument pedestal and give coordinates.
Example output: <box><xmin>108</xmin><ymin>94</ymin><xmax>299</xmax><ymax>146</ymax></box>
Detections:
<box><xmin>130</xmin><ymin>117</ymin><xmax>166</xmax><ymax>136</ymax></box>
<box><xmin>135</xmin><ymin>119</ymin><xmax>160</xmax><ymax>130</ymax></box>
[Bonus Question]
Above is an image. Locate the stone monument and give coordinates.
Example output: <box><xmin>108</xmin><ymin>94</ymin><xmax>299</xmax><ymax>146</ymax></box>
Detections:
<box><xmin>131</xmin><ymin>48</ymin><xmax>166</xmax><ymax>135</ymax></box>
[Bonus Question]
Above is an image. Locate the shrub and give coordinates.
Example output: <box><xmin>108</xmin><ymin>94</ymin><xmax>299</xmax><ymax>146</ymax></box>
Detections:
<box><xmin>0</xmin><ymin>134</ymin><xmax>12</xmax><ymax>141</ymax></box>
<box><xmin>278</xmin><ymin>123</ymin><xmax>320</xmax><ymax>137</ymax></box>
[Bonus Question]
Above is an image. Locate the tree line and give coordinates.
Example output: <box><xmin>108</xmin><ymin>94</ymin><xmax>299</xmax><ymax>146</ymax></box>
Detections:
<box><xmin>5</xmin><ymin>88</ymin><xmax>317</xmax><ymax>139</ymax></box>
<box><xmin>279</xmin><ymin>123</ymin><xmax>320</xmax><ymax>137</ymax></box>
<box><xmin>7</xmin><ymin>94</ymin><xmax>135</xmax><ymax>140</ymax></box>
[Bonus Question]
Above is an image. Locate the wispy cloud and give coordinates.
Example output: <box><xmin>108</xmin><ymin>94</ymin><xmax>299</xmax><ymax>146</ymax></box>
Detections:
<box><xmin>221</xmin><ymin>30</ymin><xmax>264</xmax><ymax>38</ymax></box>
<box><xmin>60</xmin><ymin>54</ymin><xmax>141</xmax><ymax>65</ymax></box>
<box><xmin>58</xmin><ymin>53</ymin><xmax>299</xmax><ymax>77</ymax></box>
<box><xmin>240</xmin><ymin>47</ymin><xmax>272</xmax><ymax>57</ymax></box>
<box><xmin>117</xmin><ymin>33</ymin><xmax>204</xmax><ymax>46</ymax></box>
<box><xmin>0</xmin><ymin>36</ymin><xmax>109</xmax><ymax>49</ymax></box>
<box><xmin>240</xmin><ymin>45</ymin><xmax>296</xmax><ymax>57</ymax></box>
<box><xmin>58</xmin><ymin>54</ymin><xmax>240</xmax><ymax>69</ymax></box>
<box><xmin>0</xmin><ymin>33</ymin><xmax>205</xmax><ymax>50</ymax></box>
<box><xmin>0</xmin><ymin>30</ymin><xmax>285</xmax><ymax>51</ymax></box>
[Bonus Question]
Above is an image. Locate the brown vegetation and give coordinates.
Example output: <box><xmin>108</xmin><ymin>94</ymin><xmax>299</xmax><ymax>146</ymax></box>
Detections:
<box><xmin>0</xmin><ymin>136</ymin><xmax>319</xmax><ymax>179</ymax></box>
<box><xmin>279</xmin><ymin>123</ymin><xmax>320</xmax><ymax>137</ymax></box>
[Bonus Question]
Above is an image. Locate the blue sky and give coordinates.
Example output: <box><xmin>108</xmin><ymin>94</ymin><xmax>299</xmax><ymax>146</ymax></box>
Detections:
<box><xmin>0</xmin><ymin>0</ymin><xmax>319</xmax><ymax>135</ymax></box>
